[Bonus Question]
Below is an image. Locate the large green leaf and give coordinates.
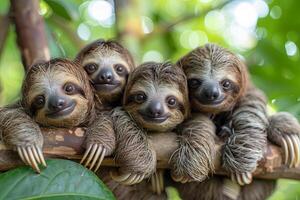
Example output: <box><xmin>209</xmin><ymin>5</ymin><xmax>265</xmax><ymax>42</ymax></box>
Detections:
<box><xmin>0</xmin><ymin>159</ymin><xmax>115</xmax><ymax>200</ymax></box>
<box><xmin>44</xmin><ymin>0</ymin><xmax>79</xmax><ymax>21</ymax></box>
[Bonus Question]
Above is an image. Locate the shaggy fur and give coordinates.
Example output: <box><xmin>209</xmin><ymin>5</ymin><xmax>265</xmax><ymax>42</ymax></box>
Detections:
<box><xmin>0</xmin><ymin>59</ymin><xmax>95</xmax><ymax>172</ymax></box>
<box><xmin>76</xmin><ymin>40</ymin><xmax>135</xmax><ymax>170</ymax></box>
<box><xmin>170</xmin><ymin>113</ymin><xmax>216</xmax><ymax>181</ymax></box>
<box><xmin>176</xmin><ymin>43</ymin><xmax>268</xmax><ymax>179</ymax></box>
<box><xmin>175</xmin><ymin>177</ymin><xmax>276</xmax><ymax>200</ymax></box>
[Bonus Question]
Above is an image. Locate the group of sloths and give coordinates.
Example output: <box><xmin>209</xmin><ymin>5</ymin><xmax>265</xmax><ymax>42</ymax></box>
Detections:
<box><xmin>0</xmin><ymin>40</ymin><xmax>300</xmax><ymax>200</ymax></box>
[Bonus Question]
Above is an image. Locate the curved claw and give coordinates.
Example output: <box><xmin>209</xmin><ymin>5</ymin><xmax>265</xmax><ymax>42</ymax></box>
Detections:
<box><xmin>151</xmin><ymin>171</ymin><xmax>164</xmax><ymax>195</ymax></box>
<box><xmin>110</xmin><ymin>171</ymin><xmax>131</xmax><ymax>182</ymax></box>
<box><xmin>81</xmin><ymin>144</ymin><xmax>107</xmax><ymax>172</ymax></box>
<box><xmin>17</xmin><ymin>145</ymin><xmax>46</xmax><ymax>173</ymax></box>
<box><xmin>231</xmin><ymin>172</ymin><xmax>252</xmax><ymax>186</ymax></box>
<box><xmin>281</xmin><ymin>135</ymin><xmax>300</xmax><ymax>168</ymax></box>
<box><xmin>285</xmin><ymin>135</ymin><xmax>295</xmax><ymax>168</ymax></box>
<box><xmin>281</xmin><ymin>137</ymin><xmax>289</xmax><ymax>165</ymax></box>
<box><xmin>171</xmin><ymin>172</ymin><xmax>190</xmax><ymax>183</ymax></box>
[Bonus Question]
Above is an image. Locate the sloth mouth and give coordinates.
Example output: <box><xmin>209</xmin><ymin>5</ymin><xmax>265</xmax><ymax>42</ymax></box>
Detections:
<box><xmin>46</xmin><ymin>102</ymin><xmax>76</xmax><ymax>118</ymax></box>
<box><xmin>139</xmin><ymin>112</ymin><xmax>170</xmax><ymax>123</ymax></box>
<box><xmin>93</xmin><ymin>82</ymin><xmax>121</xmax><ymax>92</ymax></box>
<box><xmin>195</xmin><ymin>96</ymin><xmax>225</xmax><ymax>106</ymax></box>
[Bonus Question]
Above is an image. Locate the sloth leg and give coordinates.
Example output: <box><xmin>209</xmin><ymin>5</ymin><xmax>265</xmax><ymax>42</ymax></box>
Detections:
<box><xmin>81</xmin><ymin>111</ymin><xmax>115</xmax><ymax>172</ymax></box>
<box><xmin>170</xmin><ymin>113</ymin><xmax>216</xmax><ymax>182</ymax></box>
<box><xmin>222</xmin><ymin>87</ymin><xmax>268</xmax><ymax>186</ymax></box>
<box><xmin>268</xmin><ymin>112</ymin><xmax>300</xmax><ymax>168</ymax></box>
<box><xmin>0</xmin><ymin>105</ymin><xmax>46</xmax><ymax>173</ymax></box>
<box><xmin>110</xmin><ymin>108</ymin><xmax>156</xmax><ymax>185</ymax></box>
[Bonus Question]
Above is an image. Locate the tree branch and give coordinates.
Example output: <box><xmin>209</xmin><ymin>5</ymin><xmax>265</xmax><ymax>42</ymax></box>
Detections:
<box><xmin>10</xmin><ymin>0</ymin><xmax>50</xmax><ymax>70</ymax></box>
<box><xmin>0</xmin><ymin>128</ymin><xmax>298</xmax><ymax>180</ymax></box>
<box><xmin>146</xmin><ymin>0</ymin><xmax>232</xmax><ymax>38</ymax></box>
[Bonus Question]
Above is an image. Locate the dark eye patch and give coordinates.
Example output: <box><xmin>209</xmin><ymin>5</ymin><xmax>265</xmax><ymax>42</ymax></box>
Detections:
<box><xmin>30</xmin><ymin>95</ymin><xmax>45</xmax><ymax>115</ymax></box>
<box><xmin>63</xmin><ymin>82</ymin><xmax>86</xmax><ymax>98</ymax></box>
<box><xmin>114</xmin><ymin>64</ymin><xmax>128</xmax><ymax>77</ymax></box>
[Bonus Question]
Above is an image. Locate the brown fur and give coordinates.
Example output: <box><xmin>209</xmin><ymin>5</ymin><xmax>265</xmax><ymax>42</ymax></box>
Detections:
<box><xmin>113</xmin><ymin>62</ymin><xmax>189</xmax><ymax>177</ymax></box>
<box><xmin>22</xmin><ymin>58</ymin><xmax>95</xmax><ymax>127</ymax></box>
<box><xmin>173</xmin><ymin>44</ymin><xmax>269</xmax><ymax>198</ymax></box>
<box><xmin>75</xmin><ymin>39</ymin><xmax>134</xmax><ymax>107</ymax></box>
<box><xmin>268</xmin><ymin>112</ymin><xmax>300</xmax><ymax>146</ymax></box>
<box><xmin>175</xmin><ymin>176</ymin><xmax>276</xmax><ymax>200</ymax></box>
<box><xmin>170</xmin><ymin>113</ymin><xmax>216</xmax><ymax>181</ymax></box>
<box><xmin>76</xmin><ymin>40</ymin><xmax>135</xmax><ymax>160</ymax></box>
<box><xmin>0</xmin><ymin>59</ymin><xmax>95</xmax><ymax>166</ymax></box>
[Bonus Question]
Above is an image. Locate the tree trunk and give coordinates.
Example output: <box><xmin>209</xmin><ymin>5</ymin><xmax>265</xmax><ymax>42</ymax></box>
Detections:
<box><xmin>10</xmin><ymin>0</ymin><xmax>50</xmax><ymax>70</ymax></box>
<box><xmin>0</xmin><ymin>128</ymin><xmax>299</xmax><ymax>180</ymax></box>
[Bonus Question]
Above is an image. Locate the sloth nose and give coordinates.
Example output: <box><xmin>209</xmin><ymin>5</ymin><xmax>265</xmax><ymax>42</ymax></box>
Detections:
<box><xmin>147</xmin><ymin>100</ymin><xmax>164</xmax><ymax>118</ymax></box>
<box><xmin>48</xmin><ymin>96</ymin><xmax>66</xmax><ymax>111</ymax></box>
<box><xmin>202</xmin><ymin>82</ymin><xmax>220</xmax><ymax>101</ymax></box>
<box><xmin>99</xmin><ymin>68</ymin><xmax>113</xmax><ymax>83</ymax></box>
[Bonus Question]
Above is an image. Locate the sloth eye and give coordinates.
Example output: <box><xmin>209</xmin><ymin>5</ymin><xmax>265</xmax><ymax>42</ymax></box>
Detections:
<box><xmin>64</xmin><ymin>83</ymin><xmax>76</xmax><ymax>95</ymax></box>
<box><xmin>134</xmin><ymin>92</ymin><xmax>147</xmax><ymax>103</ymax></box>
<box><xmin>84</xmin><ymin>63</ymin><xmax>98</xmax><ymax>74</ymax></box>
<box><xmin>188</xmin><ymin>79</ymin><xmax>202</xmax><ymax>89</ymax></box>
<box><xmin>33</xmin><ymin>95</ymin><xmax>45</xmax><ymax>108</ymax></box>
<box><xmin>166</xmin><ymin>96</ymin><xmax>177</xmax><ymax>108</ymax></box>
<box><xmin>221</xmin><ymin>79</ymin><xmax>232</xmax><ymax>90</ymax></box>
<box><xmin>114</xmin><ymin>64</ymin><xmax>125</xmax><ymax>74</ymax></box>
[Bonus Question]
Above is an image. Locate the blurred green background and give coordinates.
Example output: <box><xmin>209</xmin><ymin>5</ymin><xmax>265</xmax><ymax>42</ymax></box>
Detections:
<box><xmin>0</xmin><ymin>0</ymin><xmax>299</xmax><ymax>199</ymax></box>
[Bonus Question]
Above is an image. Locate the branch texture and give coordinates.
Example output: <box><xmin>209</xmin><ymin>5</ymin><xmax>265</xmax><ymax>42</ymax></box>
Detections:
<box><xmin>0</xmin><ymin>128</ymin><xmax>299</xmax><ymax>180</ymax></box>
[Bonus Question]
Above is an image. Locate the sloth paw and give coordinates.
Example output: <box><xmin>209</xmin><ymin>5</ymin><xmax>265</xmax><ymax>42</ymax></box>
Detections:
<box><xmin>150</xmin><ymin>170</ymin><xmax>164</xmax><ymax>195</ymax></box>
<box><xmin>231</xmin><ymin>172</ymin><xmax>252</xmax><ymax>186</ymax></box>
<box><xmin>17</xmin><ymin>145</ymin><xmax>47</xmax><ymax>173</ymax></box>
<box><xmin>281</xmin><ymin>134</ymin><xmax>300</xmax><ymax>168</ymax></box>
<box><xmin>110</xmin><ymin>170</ymin><xmax>145</xmax><ymax>185</ymax></box>
<box><xmin>80</xmin><ymin>143</ymin><xmax>107</xmax><ymax>172</ymax></box>
<box><xmin>170</xmin><ymin>171</ymin><xmax>193</xmax><ymax>183</ymax></box>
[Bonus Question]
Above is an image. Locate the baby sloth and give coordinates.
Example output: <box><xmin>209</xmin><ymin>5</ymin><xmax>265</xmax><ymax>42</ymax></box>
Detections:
<box><xmin>110</xmin><ymin>62</ymin><xmax>189</xmax><ymax>187</ymax></box>
<box><xmin>75</xmin><ymin>40</ymin><xmax>135</xmax><ymax>172</ymax></box>
<box><xmin>172</xmin><ymin>43</ymin><xmax>269</xmax><ymax>185</ymax></box>
<box><xmin>0</xmin><ymin>59</ymin><xmax>95</xmax><ymax>172</ymax></box>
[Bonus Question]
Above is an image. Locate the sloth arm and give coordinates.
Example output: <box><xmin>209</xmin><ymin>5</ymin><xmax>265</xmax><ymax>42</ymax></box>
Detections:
<box><xmin>170</xmin><ymin>113</ymin><xmax>216</xmax><ymax>182</ymax></box>
<box><xmin>110</xmin><ymin>107</ymin><xmax>156</xmax><ymax>184</ymax></box>
<box><xmin>222</xmin><ymin>86</ymin><xmax>268</xmax><ymax>179</ymax></box>
<box><xmin>268</xmin><ymin>112</ymin><xmax>300</xmax><ymax>168</ymax></box>
<box><xmin>84</xmin><ymin>111</ymin><xmax>116</xmax><ymax>155</ymax></box>
<box><xmin>0</xmin><ymin>103</ymin><xmax>45</xmax><ymax>172</ymax></box>
<box><xmin>81</xmin><ymin>110</ymin><xmax>116</xmax><ymax>172</ymax></box>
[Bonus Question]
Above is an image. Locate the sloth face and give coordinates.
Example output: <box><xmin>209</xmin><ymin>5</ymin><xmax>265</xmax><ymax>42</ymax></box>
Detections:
<box><xmin>23</xmin><ymin>60</ymin><xmax>92</xmax><ymax>127</ymax></box>
<box><xmin>179</xmin><ymin>44</ymin><xmax>247</xmax><ymax>114</ymax></box>
<box><xmin>76</xmin><ymin>40</ymin><xmax>134</xmax><ymax>104</ymax></box>
<box><xmin>124</xmin><ymin>62</ymin><xmax>189</xmax><ymax>132</ymax></box>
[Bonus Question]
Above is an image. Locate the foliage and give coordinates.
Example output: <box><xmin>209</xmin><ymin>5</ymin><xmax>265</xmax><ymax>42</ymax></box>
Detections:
<box><xmin>0</xmin><ymin>0</ymin><xmax>300</xmax><ymax>199</ymax></box>
<box><xmin>0</xmin><ymin>159</ymin><xmax>115</xmax><ymax>200</ymax></box>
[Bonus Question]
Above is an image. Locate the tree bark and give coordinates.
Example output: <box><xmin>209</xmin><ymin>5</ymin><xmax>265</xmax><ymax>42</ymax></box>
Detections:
<box><xmin>10</xmin><ymin>0</ymin><xmax>50</xmax><ymax>70</ymax></box>
<box><xmin>0</xmin><ymin>128</ymin><xmax>299</xmax><ymax>180</ymax></box>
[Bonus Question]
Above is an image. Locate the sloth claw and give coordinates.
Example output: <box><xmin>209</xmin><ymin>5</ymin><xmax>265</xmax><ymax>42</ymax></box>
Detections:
<box><xmin>80</xmin><ymin>143</ymin><xmax>106</xmax><ymax>172</ymax></box>
<box><xmin>17</xmin><ymin>145</ymin><xmax>46</xmax><ymax>173</ymax></box>
<box><xmin>231</xmin><ymin>172</ymin><xmax>252</xmax><ymax>186</ymax></box>
<box><xmin>281</xmin><ymin>134</ymin><xmax>300</xmax><ymax>168</ymax></box>
<box><xmin>151</xmin><ymin>170</ymin><xmax>164</xmax><ymax>195</ymax></box>
<box><xmin>171</xmin><ymin>172</ymin><xmax>192</xmax><ymax>183</ymax></box>
<box><xmin>110</xmin><ymin>171</ymin><xmax>144</xmax><ymax>185</ymax></box>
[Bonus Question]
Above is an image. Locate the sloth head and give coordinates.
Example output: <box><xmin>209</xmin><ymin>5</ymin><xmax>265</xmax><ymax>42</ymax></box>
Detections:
<box><xmin>177</xmin><ymin>43</ymin><xmax>248</xmax><ymax>114</ymax></box>
<box><xmin>22</xmin><ymin>58</ymin><xmax>94</xmax><ymax>128</ymax></box>
<box><xmin>123</xmin><ymin>62</ymin><xmax>189</xmax><ymax>132</ymax></box>
<box><xmin>75</xmin><ymin>40</ymin><xmax>135</xmax><ymax>105</ymax></box>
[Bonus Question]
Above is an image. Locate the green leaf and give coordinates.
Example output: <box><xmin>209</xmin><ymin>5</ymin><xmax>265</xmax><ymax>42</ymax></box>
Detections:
<box><xmin>0</xmin><ymin>159</ymin><xmax>115</xmax><ymax>200</ymax></box>
<box><xmin>44</xmin><ymin>0</ymin><xmax>79</xmax><ymax>21</ymax></box>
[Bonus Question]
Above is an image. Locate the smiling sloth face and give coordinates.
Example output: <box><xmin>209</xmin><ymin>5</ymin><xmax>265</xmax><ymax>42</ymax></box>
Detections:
<box><xmin>76</xmin><ymin>40</ymin><xmax>135</xmax><ymax>105</ymax></box>
<box><xmin>123</xmin><ymin>62</ymin><xmax>190</xmax><ymax>132</ymax></box>
<box><xmin>177</xmin><ymin>43</ymin><xmax>248</xmax><ymax>114</ymax></box>
<box><xmin>22</xmin><ymin>59</ymin><xmax>94</xmax><ymax>128</ymax></box>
